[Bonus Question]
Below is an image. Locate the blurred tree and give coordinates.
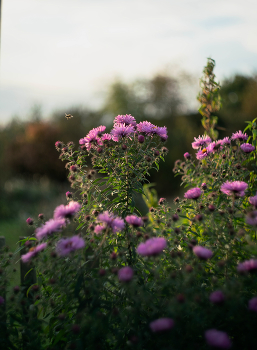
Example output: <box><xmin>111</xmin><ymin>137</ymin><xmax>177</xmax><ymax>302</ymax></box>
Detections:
<box><xmin>102</xmin><ymin>73</ymin><xmax>183</xmax><ymax>122</ymax></box>
<box><xmin>217</xmin><ymin>74</ymin><xmax>257</xmax><ymax>135</ymax></box>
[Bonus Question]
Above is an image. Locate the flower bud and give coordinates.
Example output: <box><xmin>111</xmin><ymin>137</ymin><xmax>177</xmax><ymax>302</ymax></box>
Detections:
<box><xmin>184</xmin><ymin>152</ymin><xmax>191</xmax><ymax>160</ymax></box>
<box><xmin>172</xmin><ymin>214</ymin><xmax>179</xmax><ymax>221</ymax></box>
<box><xmin>38</xmin><ymin>213</ymin><xmax>44</xmax><ymax>220</ymax></box>
<box><xmin>26</xmin><ymin>217</ymin><xmax>33</xmax><ymax>225</ymax></box>
<box><xmin>66</xmin><ymin>191</ymin><xmax>72</xmax><ymax>198</ymax></box>
<box><xmin>55</xmin><ymin>141</ymin><xmax>62</xmax><ymax>148</ymax></box>
<box><xmin>138</xmin><ymin>135</ymin><xmax>145</xmax><ymax>143</ymax></box>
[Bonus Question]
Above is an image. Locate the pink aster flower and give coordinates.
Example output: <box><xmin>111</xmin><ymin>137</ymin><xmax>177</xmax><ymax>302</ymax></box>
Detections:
<box><xmin>205</xmin><ymin>329</ymin><xmax>231</xmax><ymax>349</ymax></box>
<box><xmin>137</xmin><ymin>237</ymin><xmax>167</xmax><ymax>256</ymax></box>
<box><xmin>0</xmin><ymin>296</ymin><xmax>5</xmax><ymax>305</ymax></box>
<box><xmin>114</xmin><ymin>114</ymin><xmax>137</xmax><ymax>127</ymax></box>
<box><xmin>220</xmin><ymin>137</ymin><xmax>231</xmax><ymax>145</ymax></box>
<box><xmin>110</xmin><ymin>123</ymin><xmax>135</xmax><ymax>142</ymax></box>
<box><xmin>220</xmin><ymin>181</ymin><xmax>248</xmax><ymax>197</ymax></box>
<box><xmin>80</xmin><ymin>126</ymin><xmax>106</xmax><ymax>151</ymax></box>
<box><xmin>97</xmin><ymin>211</ymin><xmax>125</xmax><ymax>233</ymax></box>
<box><xmin>101</xmin><ymin>133</ymin><xmax>112</xmax><ymax>142</ymax></box>
<box><xmin>118</xmin><ymin>266</ymin><xmax>134</xmax><ymax>282</ymax></box>
<box><xmin>192</xmin><ymin>135</ymin><xmax>212</xmax><ymax>149</ymax></box>
<box><xmin>21</xmin><ymin>243</ymin><xmax>47</xmax><ymax>263</ymax></box>
<box><xmin>149</xmin><ymin>318</ymin><xmax>174</xmax><ymax>333</ymax></box>
<box><xmin>56</xmin><ymin>235</ymin><xmax>85</xmax><ymax>256</ymax></box>
<box><xmin>209</xmin><ymin>290</ymin><xmax>225</xmax><ymax>304</ymax></box>
<box><xmin>35</xmin><ymin>218</ymin><xmax>66</xmax><ymax>241</ymax></box>
<box><xmin>125</xmin><ymin>215</ymin><xmax>143</xmax><ymax>227</ymax></box>
<box><xmin>248</xmin><ymin>297</ymin><xmax>257</xmax><ymax>312</ymax></box>
<box><xmin>94</xmin><ymin>225</ymin><xmax>105</xmax><ymax>235</ymax></box>
<box><xmin>193</xmin><ymin>246</ymin><xmax>213</xmax><ymax>260</ymax></box>
<box><xmin>95</xmin><ymin>125</ymin><xmax>106</xmax><ymax>137</ymax></box>
<box><xmin>240</xmin><ymin>143</ymin><xmax>255</xmax><ymax>153</ymax></box>
<box><xmin>79</xmin><ymin>138</ymin><xmax>86</xmax><ymax>145</ymax></box>
<box><xmin>196</xmin><ymin>142</ymin><xmax>215</xmax><ymax>160</ymax></box>
<box><xmin>212</xmin><ymin>140</ymin><xmax>224</xmax><ymax>152</ymax></box>
<box><xmin>246</xmin><ymin>211</ymin><xmax>257</xmax><ymax>226</ymax></box>
<box><xmin>249</xmin><ymin>193</ymin><xmax>257</xmax><ymax>207</ymax></box>
<box><xmin>231</xmin><ymin>130</ymin><xmax>248</xmax><ymax>141</ymax></box>
<box><xmin>184</xmin><ymin>187</ymin><xmax>202</xmax><ymax>200</ymax></box>
<box><xmin>237</xmin><ymin>259</ymin><xmax>257</xmax><ymax>273</ymax></box>
<box><xmin>54</xmin><ymin>201</ymin><xmax>81</xmax><ymax>220</ymax></box>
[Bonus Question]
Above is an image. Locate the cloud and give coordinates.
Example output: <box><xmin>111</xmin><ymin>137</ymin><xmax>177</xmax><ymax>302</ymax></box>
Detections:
<box><xmin>1</xmin><ymin>0</ymin><xmax>257</xmax><ymax>122</ymax></box>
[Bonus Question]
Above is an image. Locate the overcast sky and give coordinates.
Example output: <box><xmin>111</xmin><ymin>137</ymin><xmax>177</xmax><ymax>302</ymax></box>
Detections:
<box><xmin>0</xmin><ymin>0</ymin><xmax>257</xmax><ymax>124</ymax></box>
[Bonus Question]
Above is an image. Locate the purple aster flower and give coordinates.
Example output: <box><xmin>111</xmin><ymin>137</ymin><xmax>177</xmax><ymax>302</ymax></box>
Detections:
<box><xmin>97</xmin><ymin>211</ymin><xmax>125</xmax><ymax>233</ymax></box>
<box><xmin>150</xmin><ymin>318</ymin><xmax>174</xmax><ymax>333</ymax></box>
<box><xmin>248</xmin><ymin>297</ymin><xmax>257</xmax><ymax>312</ymax></box>
<box><xmin>137</xmin><ymin>121</ymin><xmax>157</xmax><ymax>135</ymax></box>
<box><xmin>196</xmin><ymin>142</ymin><xmax>215</xmax><ymax>160</ymax></box>
<box><xmin>21</xmin><ymin>243</ymin><xmax>47</xmax><ymax>263</ymax></box>
<box><xmin>155</xmin><ymin>126</ymin><xmax>168</xmax><ymax>140</ymax></box>
<box><xmin>231</xmin><ymin>130</ymin><xmax>248</xmax><ymax>141</ymax></box>
<box><xmin>94</xmin><ymin>225</ymin><xmax>105</xmax><ymax>235</ymax></box>
<box><xmin>184</xmin><ymin>152</ymin><xmax>191</xmax><ymax>160</ymax></box>
<box><xmin>184</xmin><ymin>187</ymin><xmax>202</xmax><ymax>200</ymax></box>
<box><xmin>0</xmin><ymin>296</ymin><xmax>5</xmax><ymax>305</ymax></box>
<box><xmin>118</xmin><ymin>266</ymin><xmax>134</xmax><ymax>282</ymax></box>
<box><xmin>114</xmin><ymin>114</ymin><xmax>137</xmax><ymax>127</ymax></box>
<box><xmin>209</xmin><ymin>290</ymin><xmax>225</xmax><ymax>304</ymax></box>
<box><xmin>220</xmin><ymin>181</ymin><xmax>248</xmax><ymax>197</ymax></box>
<box><xmin>137</xmin><ymin>237</ymin><xmax>167</xmax><ymax>256</ymax></box>
<box><xmin>35</xmin><ymin>218</ymin><xmax>66</xmax><ymax>241</ymax></box>
<box><xmin>192</xmin><ymin>135</ymin><xmax>212</xmax><ymax>149</ymax></box>
<box><xmin>101</xmin><ymin>133</ymin><xmax>112</xmax><ymax>142</ymax></box>
<box><xmin>220</xmin><ymin>137</ymin><xmax>231</xmax><ymax>145</ymax></box>
<box><xmin>246</xmin><ymin>211</ymin><xmax>257</xmax><ymax>226</ymax></box>
<box><xmin>205</xmin><ymin>329</ymin><xmax>231</xmax><ymax>349</ymax></box>
<box><xmin>56</xmin><ymin>235</ymin><xmax>85</xmax><ymax>256</ymax></box>
<box><xmin>249</xmin><ymin>193</ymin><xmax>257</xmax><ymax>207</ymax></box>
<box><xmin>54</xmin><ymin>201</ymin><xmax>81</xmax><ymax>220</ymax></box>
<box><xmin>193</xmin><ymin>246</ymin><xmax>213</xmax><ymax>260</ymax></box>
<box><xmin>240</xmin><ymin>143</ymin><xmax>255</xmax><ymax>153</ymax></box>
<box><xmin>125</xmin><ymin>215</ymin><xmax>143</xmax><ymax>227</ymax></box>
<box><xmin>110</xmin><ymin>123</ymin><xmax>135</xmax><ymax>142</ymax></box>
<box><xmin>237</xmin><ymin>259</ymin><xmax>257</xmax><ymax>273</ymax></box>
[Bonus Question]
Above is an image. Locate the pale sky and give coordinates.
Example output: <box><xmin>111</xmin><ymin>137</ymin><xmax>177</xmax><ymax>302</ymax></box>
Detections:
<box><xmin>0</xmin><ymin>0</ymin><xmax>257</xmax><ymax>124</ymax></box>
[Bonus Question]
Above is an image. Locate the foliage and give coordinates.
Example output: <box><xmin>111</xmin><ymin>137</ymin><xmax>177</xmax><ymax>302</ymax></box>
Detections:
<box><xmin>197</xmin><ymin>58</ymin><xmax>221</xmax><ymax>140</ymax></box>
<box><xmin>0</xmin><ymin>62</ymin><xmax>257</xmax><ymax>349</ymax></box>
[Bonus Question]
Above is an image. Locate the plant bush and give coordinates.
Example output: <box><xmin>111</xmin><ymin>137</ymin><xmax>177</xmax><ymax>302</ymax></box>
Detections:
<box><xmin>0</xmin><ymin>61</ymin><xmax>257</xmax><ymax>350</ymax></box>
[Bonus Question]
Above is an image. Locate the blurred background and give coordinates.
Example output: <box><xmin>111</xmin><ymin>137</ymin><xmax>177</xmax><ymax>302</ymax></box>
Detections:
<box><xmin>0</xmin><ymin>0</ymin><xmax>257</xmax><ymax>249</ymax></box>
